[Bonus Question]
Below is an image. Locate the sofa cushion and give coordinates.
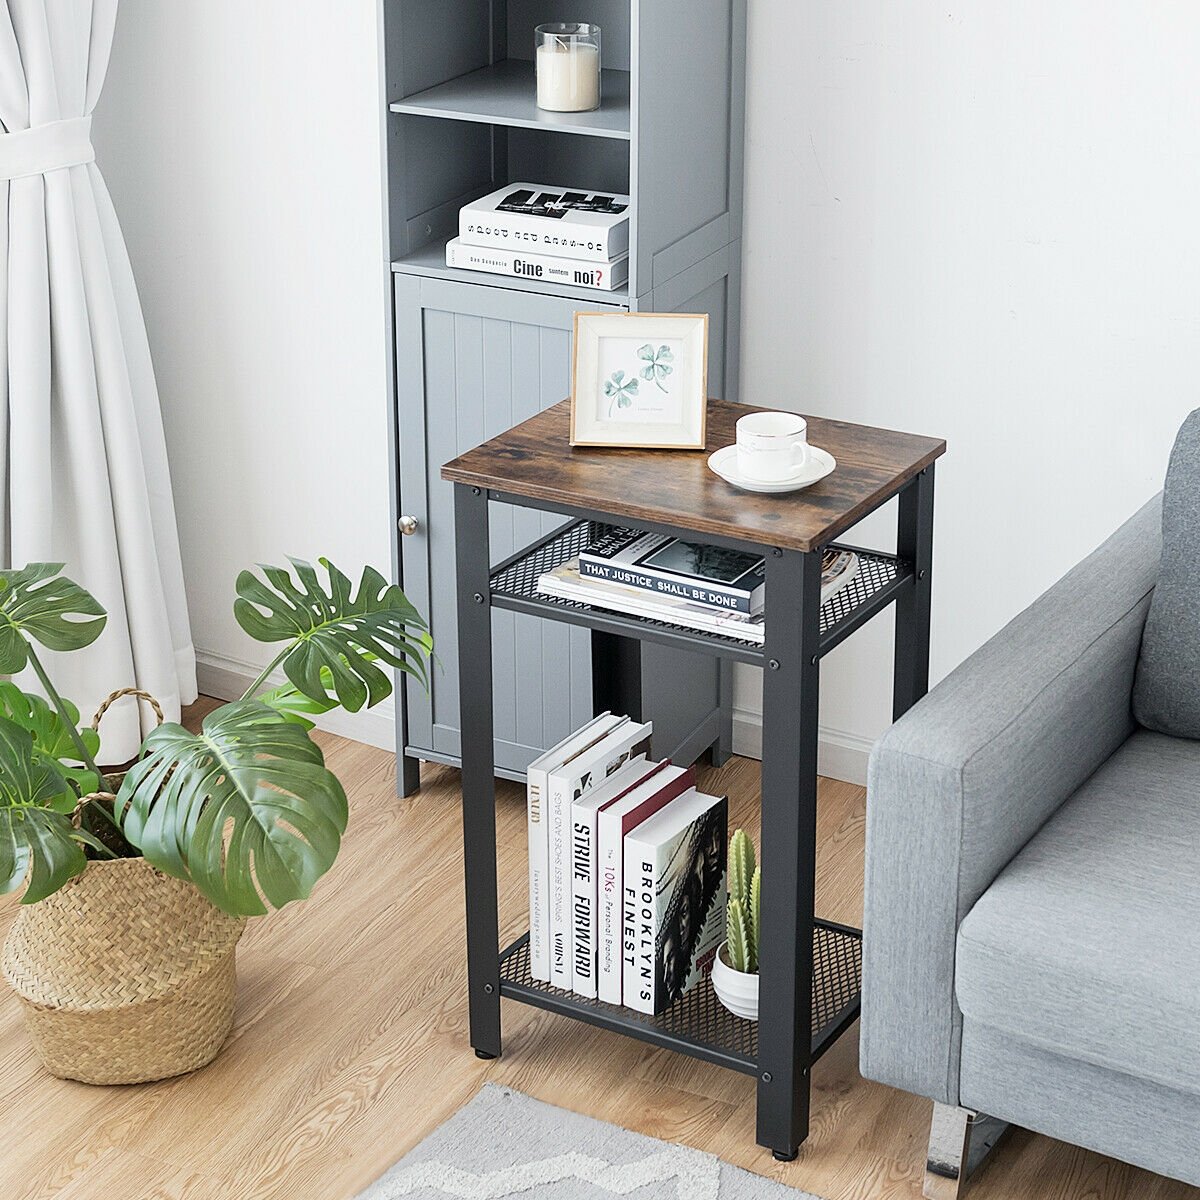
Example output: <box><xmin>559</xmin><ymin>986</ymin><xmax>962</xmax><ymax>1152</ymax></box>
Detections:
<box><xmin>955</xmin><ymin>730</ymin><xmax>1200</xmax><ymax>1096</ymax></box>
<box><xmin>1134</xmin><ymin>408</ymin><xmax>1200</xmax><ymax>738</ymax></box>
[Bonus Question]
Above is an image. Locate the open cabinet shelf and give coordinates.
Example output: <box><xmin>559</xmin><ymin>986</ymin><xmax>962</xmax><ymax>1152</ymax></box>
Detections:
<box><xmin>390</xmin><ymin>60</ymin><xmax>632</xmax><ymax>140</ymax></box>
<box><xmin>391</xmin><ymin>236</ymin><xmax>630</xmax><ymax>305</ymax></box>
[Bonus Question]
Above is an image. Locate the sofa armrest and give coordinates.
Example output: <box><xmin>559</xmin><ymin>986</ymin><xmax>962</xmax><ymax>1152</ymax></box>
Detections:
<box><xmin>860</xmin><ymin>496</ymin><xmax>1161</xmax><ymax>1105</ymax></box>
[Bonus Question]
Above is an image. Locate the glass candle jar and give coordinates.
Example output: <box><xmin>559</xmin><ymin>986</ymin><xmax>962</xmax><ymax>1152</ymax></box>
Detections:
<box><xmin>535</xmin><ymin>23</ymin><xmax>601</xmax><ymax>113</ymax></box>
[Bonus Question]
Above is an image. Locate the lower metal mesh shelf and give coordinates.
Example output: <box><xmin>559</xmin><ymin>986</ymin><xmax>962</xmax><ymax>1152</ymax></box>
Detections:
<box><xmin>498</xmin><ymin>921</ymin><xmax>862</xmax><ymax>1073</ymax></box>
<box><xmin>489</xmin><ymin>521</ymin><xmax>906</xmax><ymax>653</ymax></box>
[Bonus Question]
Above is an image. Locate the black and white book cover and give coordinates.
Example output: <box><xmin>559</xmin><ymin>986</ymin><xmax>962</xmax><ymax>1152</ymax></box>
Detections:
<box><xmin>459</xmin><ymin>183</ymin><xmax>631</xmax><ymax>262</ymax></box>
<box><xmin>622</xmin><ymin>789</ymin><xmax>727</xmax><ymax>1015</ymax></box>
<box><xmin>581</xmin><ymin>528</ymin><xmax>766</xmax><ymax>615</ymax></box>
<box><xmin>539</xmin><ymin>558</ymin><xmax>766</xmax><ymax>644</ymax></box>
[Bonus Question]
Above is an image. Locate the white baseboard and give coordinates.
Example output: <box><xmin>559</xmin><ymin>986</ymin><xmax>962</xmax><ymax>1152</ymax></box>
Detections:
<box><xmin>195</xmin><ymin>651</ymin><xmax>397</xmax><ymax>751</ymax></box>
<box><xmin>732</xmin><ymin>706</ymin><xmax>871</xmax><ymax>787</ymax></box>
<box><xmin>198</xmin><ymin>652</ymin><xmax>870</xmax><ymax>783</ymax></box>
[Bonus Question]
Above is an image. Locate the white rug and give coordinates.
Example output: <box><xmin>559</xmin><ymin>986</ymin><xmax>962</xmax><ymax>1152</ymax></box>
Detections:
<box><xmin>357</xmin><ymin>1083</ymin><xmax>826</xmax><ymax>1199</ymax></box>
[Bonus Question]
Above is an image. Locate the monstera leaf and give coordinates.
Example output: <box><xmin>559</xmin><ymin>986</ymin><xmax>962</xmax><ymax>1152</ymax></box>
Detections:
<box><xmin>255</xmin><ymin>678</ymin><xmax>337</xmax><ymax>730</ymax></box>
<box><xmin>0</xmin><ymin>682</ymin><xmax>100</xmax><ymax>801</ymax></box>
<box><xmin>0</xmin><ymin>718</ymin><xmax>94</xmax><ymax>903</ymax></box>
<box><xmin>0</xmin><ymin>564</ymin><xmax>106</xmax><ymax>672</ymax></box>
<box><xmin>233</xmin><ymin>558</ymin><xmax>431</xmax><ymax>712</ymax></box>
<box><xmin>115</xmin><ymin>700</ymin><xmax>349</xmax><ymax>916</ymax></box>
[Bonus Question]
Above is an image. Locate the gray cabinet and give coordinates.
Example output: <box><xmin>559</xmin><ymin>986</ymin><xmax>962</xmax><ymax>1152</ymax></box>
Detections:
<box><xmin>395</xmin><ymin>275</ymin><xmax>600</xmax><ymax>775</ymax></box>
<box><xmin>381</xmin><ymin>1</ymin><xmax>747</xmax><ymax>787</ymax></box>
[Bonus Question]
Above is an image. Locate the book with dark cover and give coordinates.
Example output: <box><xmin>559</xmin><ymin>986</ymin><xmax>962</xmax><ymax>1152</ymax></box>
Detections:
<box><xmin>539</xmin><ymin>558</ymin><xmax>767</xmax><ymax>643</ymax></box>
<box><xmin>622</xmin><ymin>789</ymin><xmax>727</xmax><ymax>1015</ymax></box>
<box><xmin>580</xmin><ymin>528</ymin><xmax>766</xmax><ymax>615</ymax></box>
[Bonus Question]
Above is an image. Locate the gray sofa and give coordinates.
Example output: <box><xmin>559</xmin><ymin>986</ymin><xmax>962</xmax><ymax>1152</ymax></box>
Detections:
<box><xmin>861</xmin><ymin>411</ymin><xmax>1200</xmax><ymax>1196</ymax></box>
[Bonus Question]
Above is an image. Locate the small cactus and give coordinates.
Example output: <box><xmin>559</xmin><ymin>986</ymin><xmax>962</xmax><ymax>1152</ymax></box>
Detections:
<box><xmin>728</xmin><ymin>828</ymin><xmax>756</xmax><ymax>907</ymax></box>
<box><xmin>727</xmin><ymin>897</ymin><xmax>753</xmax><ymax>973</ymax></box>
<box><xmin>749</xmin><ymin>866</ymin><xmax>761</xmax><ymax>969</ymax></box>
<box><xmin>724</xmin><ymin>830</ymin><xmax>761</xmax><ymax>974</ymax></box>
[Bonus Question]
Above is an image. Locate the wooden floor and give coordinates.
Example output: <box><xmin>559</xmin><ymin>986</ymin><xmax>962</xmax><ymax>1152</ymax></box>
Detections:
<box><xmin>2</xmin><ymin>700</ymin><xmax>1196</xmax><ymax>1200</ymax></box>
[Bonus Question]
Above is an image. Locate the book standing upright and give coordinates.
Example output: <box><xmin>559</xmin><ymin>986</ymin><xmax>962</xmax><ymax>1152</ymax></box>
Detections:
<box><xmin>525</xmin><ymin>712</ymin><xmax>620</xmax><ymax>982</ymax></box>
<box><xmin>622</xmin><ymin>788</ymin><xmax>728</xmax><ymax>1015</ymax></box>
<box><xmin>547</xmin><ymin>718</ymin><xmax>652</xmax><ymax>986</ymax></box>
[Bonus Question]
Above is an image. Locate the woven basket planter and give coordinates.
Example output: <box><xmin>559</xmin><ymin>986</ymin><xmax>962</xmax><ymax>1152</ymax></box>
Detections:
<box><xmin>2</xmin><ymin>855</ymin><xmax>246</xmax><ymax>1085</ymax></box>
<box><xmin>1</xmin><ymin>687</ymin><xmax>246</xmax><ymax>1085</ymax></box>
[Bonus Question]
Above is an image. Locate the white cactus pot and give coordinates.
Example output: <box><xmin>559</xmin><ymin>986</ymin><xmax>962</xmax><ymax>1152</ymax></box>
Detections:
<box><xmin>711</xmin><ymin>942</ymin><xmax>759</xmax><ymax>1021</ymax></box>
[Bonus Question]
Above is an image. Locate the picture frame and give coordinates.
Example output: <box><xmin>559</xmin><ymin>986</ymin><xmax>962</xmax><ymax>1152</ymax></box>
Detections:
<box><xmin>570</xmin><ymin>312</ymin><xmax>709</xmax><ymax>449</ymax></box>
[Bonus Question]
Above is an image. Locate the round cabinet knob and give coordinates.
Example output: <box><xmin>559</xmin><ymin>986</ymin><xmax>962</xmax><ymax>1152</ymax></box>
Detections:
<box><xmin>397</xmin><ymin>515</ymin><xmax>420</xmax><ymax>536</ymax></box>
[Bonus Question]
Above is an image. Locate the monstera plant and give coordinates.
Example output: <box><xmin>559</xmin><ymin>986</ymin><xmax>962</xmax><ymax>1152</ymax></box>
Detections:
<box><xmin>0</xmin><ymin>558</ymin><xmax>431</xmax><ymax>915</ymax></box>
<box><xmin>0</xmin><ymin>556</ymin><xmax>430</xmax><ymax>1086</ymax></box>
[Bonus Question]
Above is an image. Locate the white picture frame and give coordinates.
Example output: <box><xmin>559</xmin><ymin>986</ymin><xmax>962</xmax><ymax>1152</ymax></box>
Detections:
<box><xmin>570</xmin><ymin>312</ymin><xmax>709</xmax><ymax>449</ymax></box>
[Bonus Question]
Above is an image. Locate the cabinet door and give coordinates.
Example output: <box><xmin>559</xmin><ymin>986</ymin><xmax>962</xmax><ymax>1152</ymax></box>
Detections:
<box><xmin>395</xmin><ymin>275</ymin><xmax>623</xmax><ymax>776</ymax></box>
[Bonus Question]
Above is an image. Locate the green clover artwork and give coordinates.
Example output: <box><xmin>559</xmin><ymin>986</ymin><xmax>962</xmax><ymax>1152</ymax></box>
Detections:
<box><xmin>604</xmin><ymin>369</ymin><xmax>640</xmax><ymax>416</ymax></box>
<box><xmin>638</xmin><ymin>343</ymin><xmax>675</xmax><ymax>393</ymax></box>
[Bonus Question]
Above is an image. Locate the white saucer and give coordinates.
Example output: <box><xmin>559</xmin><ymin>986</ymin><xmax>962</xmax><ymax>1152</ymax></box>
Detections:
<box><xmin>707</xmin><ymin>444</ymin><xmax>836</xmax><ymax>494</ymax></box>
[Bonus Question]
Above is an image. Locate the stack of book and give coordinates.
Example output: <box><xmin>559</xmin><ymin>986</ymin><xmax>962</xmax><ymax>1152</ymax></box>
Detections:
<box><xmin>536</xmin><ymin>528</ymin><xmax>861</xmax><ymax>644</ymax></box>
<box><xmin>447</xmin><ymin>183</ymin><xmax>630</xmax><ymax>293</ymax></box>
<box><xmin>528</xmin><ymin>713</ymin><xmax>728</xmax><ymax>1015</ymax></box>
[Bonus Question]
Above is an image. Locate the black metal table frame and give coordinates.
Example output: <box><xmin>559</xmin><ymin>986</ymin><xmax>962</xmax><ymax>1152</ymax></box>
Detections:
<box><xmin>451</xmin><ymin>465</ymin><xmax>935</xmax><ymax>1161</ymax></box>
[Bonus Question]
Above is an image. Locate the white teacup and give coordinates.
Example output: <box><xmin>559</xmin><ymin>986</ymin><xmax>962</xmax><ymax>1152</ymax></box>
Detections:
<box><xmin>736</xmin><ymin>412</ymin><xmax>809</xmax><ymax>482</ymax></box>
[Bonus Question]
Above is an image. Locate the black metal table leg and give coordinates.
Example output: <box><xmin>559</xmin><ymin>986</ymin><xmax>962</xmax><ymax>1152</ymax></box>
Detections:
<box><xmin>591</xmin><ymin>630</ymin><xmax>643</xmax><ymax>721</ymax></box>
<box><xmin>756</xmin><ymin>546</ymin><xmax>823</xmax><ymax>1159</ymax></box>
<box><xmin>893</xmin><ymin>465</ymin><xmax>936</xmax><ymax>720</ymax></box>
<box><xmin>711</xmin><ymin>660</ymin><xmax>735</xmax><ymax>767</ymax></box>
<box><xmin>454</xmin><ymin>484</ymin><xmax>502</xmax><ymax>1058</ymax></box>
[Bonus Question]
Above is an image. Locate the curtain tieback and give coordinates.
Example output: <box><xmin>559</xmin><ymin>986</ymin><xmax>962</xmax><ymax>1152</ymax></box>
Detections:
<box><xmin>0</xmin><ymin>115</ymin><xmax>95</xmax><ymax>181</ymax></box>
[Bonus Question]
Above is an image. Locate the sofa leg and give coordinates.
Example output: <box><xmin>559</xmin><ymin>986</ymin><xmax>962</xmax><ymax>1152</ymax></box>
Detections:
<box><xmin>923</xmin><ymin>1102</ymin><xmax>1009</xmax><ymax>1199</ymax></box>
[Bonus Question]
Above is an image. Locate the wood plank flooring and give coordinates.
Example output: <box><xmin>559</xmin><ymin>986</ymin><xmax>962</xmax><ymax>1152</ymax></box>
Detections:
<box><xmin>1</xmin><ymin>699</ymin><xmax>1195</xmax><ymax>1200</ymax></box>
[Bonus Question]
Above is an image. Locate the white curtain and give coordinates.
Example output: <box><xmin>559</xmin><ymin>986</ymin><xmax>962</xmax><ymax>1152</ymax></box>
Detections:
<box><xmin>0</xmin><ymin>0</ymin><xmax>195</xmax><ymax>760</ymax></box>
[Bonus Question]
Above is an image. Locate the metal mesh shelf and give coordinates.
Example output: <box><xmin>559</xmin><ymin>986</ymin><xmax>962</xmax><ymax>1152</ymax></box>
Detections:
<box><xmin>489</xmin><ymin>521</ymin><xmax>910</xmax><ymax>661</ymax></box>
<box><xmin>498</xmin><ymin>921</ymin><xmax>862</xmax><ymax>1074</ymax></box>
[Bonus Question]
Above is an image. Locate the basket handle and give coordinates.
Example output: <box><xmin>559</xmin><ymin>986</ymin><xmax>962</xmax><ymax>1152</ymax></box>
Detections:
<box><xmin>86</xmin><ymin>688</ymin><xmax>166</xmax><ymax>801</ymax></box>
<box><xmin>72</xmin><ymin>790</ymin><xmax>118</xmax><ymax>829</ymax></box>
<box><xmin>90</xmin><ymin>687</ymin><xmax>165</xmax><ymax>732</ymax></box>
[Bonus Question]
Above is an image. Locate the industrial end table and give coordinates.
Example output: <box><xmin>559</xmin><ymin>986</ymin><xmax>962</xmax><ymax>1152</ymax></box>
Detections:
<box><xmin>441</xmin><ymin>398</ymin><xmax>946</xmax><ymax>1160</ymax></box>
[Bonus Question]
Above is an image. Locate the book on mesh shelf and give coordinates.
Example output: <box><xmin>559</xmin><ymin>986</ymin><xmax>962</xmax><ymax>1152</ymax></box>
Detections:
<box><xmin>580</xmin><ymin>528</ymin><xmax>766</xmax><ymax>614</ymax></box>
<box><xmin>545</xmin><ymin>717</ymin><xmax>653</xmax><ymax>987</ymax></box>
<box><xmin>526</xmin><ymin>712</ymin><xmax>624</xmax><ymax>982</ymax></box>
<box><xmin>569</xmin><ymin>755</ymin><xmax>663</xmax><ymax>999</ymax></box>
<box><xmin>596</xmin><ymin>762</ymin><xmax>695</xmax><ymax>1005</ymax></box>
<box><xmin>622</xmin><ymin>787</ymin><xmax>728</xmax><ymax>1015</ymax></box>
<box><xmin>536</xmin><ymin>548</ymin><xmax>860</xmax><ymax>644</ymax></box>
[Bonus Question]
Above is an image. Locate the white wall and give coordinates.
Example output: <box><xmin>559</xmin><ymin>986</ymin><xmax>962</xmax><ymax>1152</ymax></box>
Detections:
<box><xmin>733</xmin><ymin>1</ymin><xmax>1200</xmax><ymax>777</ymax></box>
<box><xmin>95</xmin><ymin>3</ymin><xmax>1200</xmax><ymax>768</ymax></box>
<box><xmin>94</xmin><ymin>1</ymin><xmax>396</xmax><ymax>745</ymax></box>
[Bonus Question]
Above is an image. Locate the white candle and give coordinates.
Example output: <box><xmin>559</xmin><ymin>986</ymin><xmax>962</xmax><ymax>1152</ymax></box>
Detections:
<box><xmin>536</xmin><ymin>41</ymin><xmax>600</xmax><ymax>113</ymax></box>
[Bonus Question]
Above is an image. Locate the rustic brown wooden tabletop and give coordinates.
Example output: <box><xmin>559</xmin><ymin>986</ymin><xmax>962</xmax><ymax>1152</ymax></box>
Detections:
<box><xmin>441</xmin><ymin>398</ymin><xmax>946</xmax><ymax>552</ymax></box>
